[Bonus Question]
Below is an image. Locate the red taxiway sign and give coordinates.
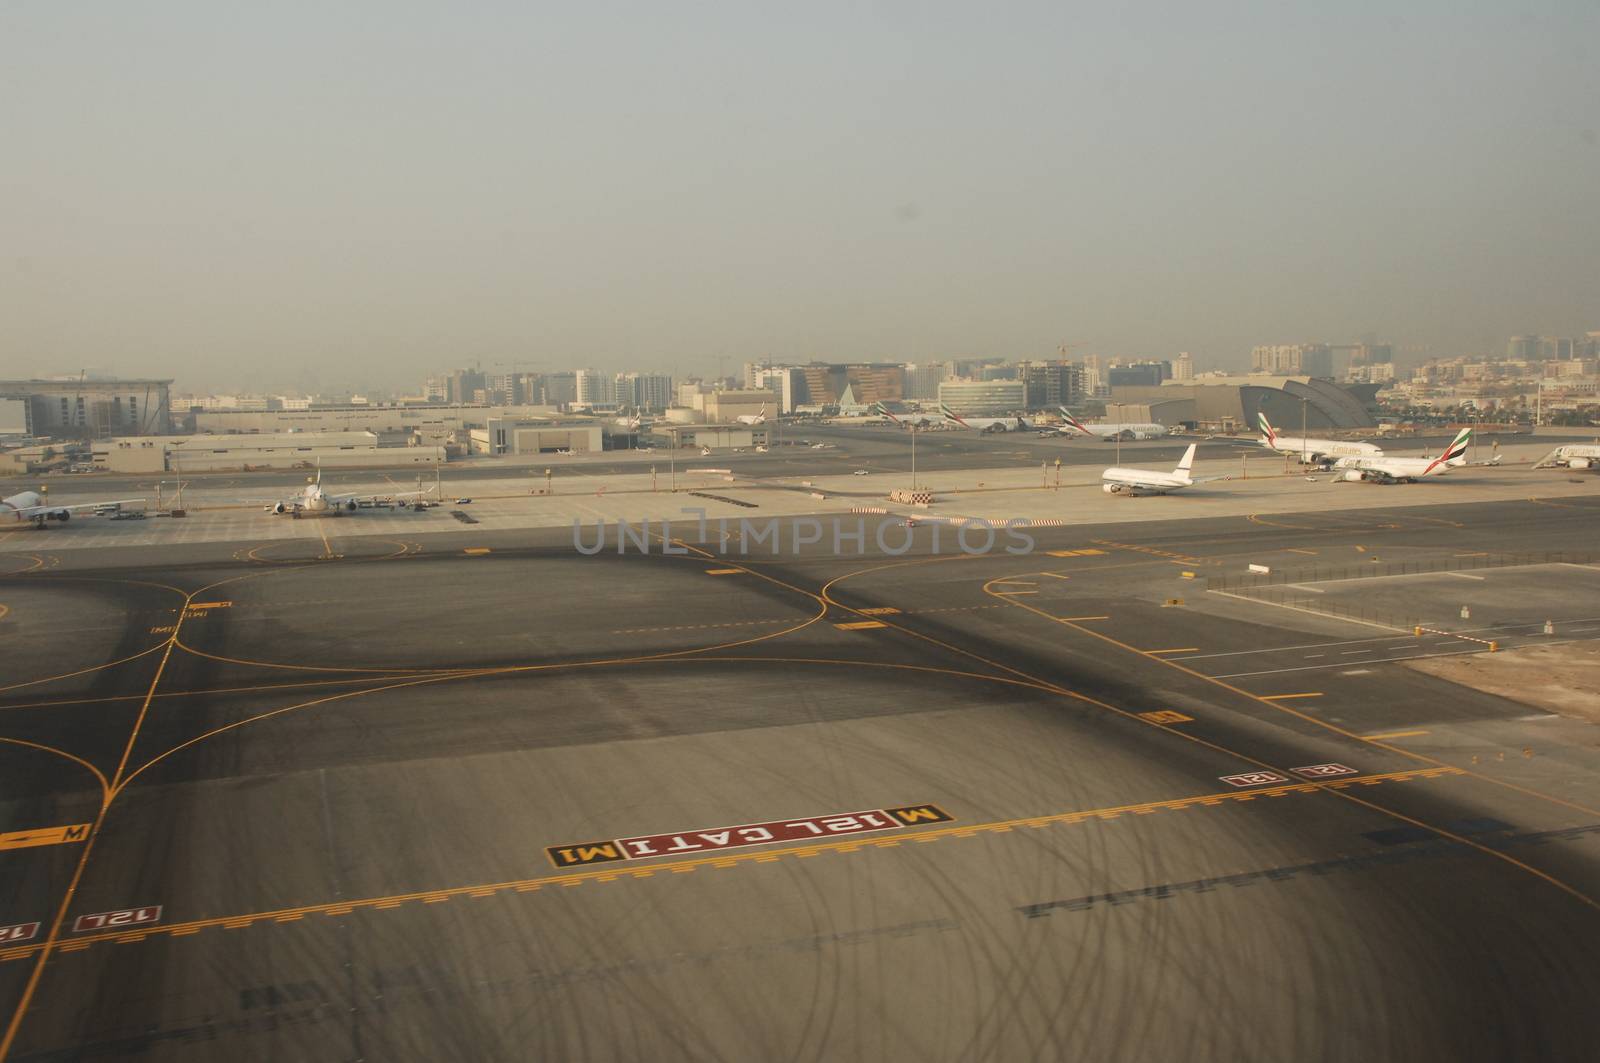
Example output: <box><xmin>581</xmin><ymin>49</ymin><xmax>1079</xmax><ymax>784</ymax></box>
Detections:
<box><xmin>548</xmin><ymin>804</ymin><xmax>954</xmax><ymax>868</ymax></box>
<box><xmin>71</xmin><ymin>906</ymin><xmax>163</xmax><ymax>934</ymax></box>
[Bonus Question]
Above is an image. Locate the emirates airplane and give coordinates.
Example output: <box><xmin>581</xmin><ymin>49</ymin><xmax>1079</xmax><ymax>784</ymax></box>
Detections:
<box><xmin>1257</xmin><ymin>412</ymin><xmax>1381</xmax><ymax>465</ymax></box>
<box><xmin>2</xmin><ymin>488</ymin><xmax>144</xmax><ymax>528</ymax></box>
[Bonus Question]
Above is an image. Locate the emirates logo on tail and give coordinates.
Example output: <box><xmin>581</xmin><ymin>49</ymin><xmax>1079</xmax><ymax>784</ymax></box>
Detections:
<box><xmin>1256</xmin><ymin>412</ymin><xmax>1277</xmax><ymax>447</ymax></box>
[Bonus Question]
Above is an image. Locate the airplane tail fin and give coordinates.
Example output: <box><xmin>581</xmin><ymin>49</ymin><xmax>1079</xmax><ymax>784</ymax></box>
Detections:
<box><xmin>1424</xmin><ymin>428</ymin><xmax>1473</xmax><ymax>474</ymax></box>
<box><xmin>940</xmin><ymin>402</ymin><xmax>969</xmax><ymax>427</ymax></box>
<box><xmin>872</xmin><ymin>401</ymin><xmax>902</xmax><ymax>424</ymax></box>
<box><xmin>1058</xmin><ymin>407</ymin><xmax>1089</xmax><ymax>434</ymax></box>
<box><xmin>1176</xmin><ymin>443</ymin><xmax>1197</xmax><ymax>476</ymax></box>
<box><xmin>1256</xmin><ymin>411</ymin><xmax>1277</xmax><ymax>447</ymax></box>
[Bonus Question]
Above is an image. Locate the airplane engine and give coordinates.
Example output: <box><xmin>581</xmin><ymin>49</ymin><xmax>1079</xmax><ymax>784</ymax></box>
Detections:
<box><xmin>1569</xmin><ymin>457</ymin><xmax>1591</xmax><ymax>470</ymax></box>
<box><xmin>1102</xmin><ymin>483</ymin><xmax>1120</xmax><ymax>494</ymax></box>
<box><xmin>51</xmin><ymin>509</ymin><xmax>71</xmax><ymax>522</ymax></box>
<box><xmin>1340</xmin><ymin>470</ymin><xmax>1366</xmax><ymax>482</ymax></box>
<box><xmin>272</xmin><ymin>502</ymin><xmax>287</xmax><ymax>514</ymax></box>
<box><xmin>345</xmin><ymin>499</ymin><xmax>358</xmax><ymax>511</ymax></box>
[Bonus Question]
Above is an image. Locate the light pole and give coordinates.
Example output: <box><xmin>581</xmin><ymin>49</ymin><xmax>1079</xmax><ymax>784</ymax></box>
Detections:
<box><xmin>1054</xmin><ymin>457</ymin><xmax>1061</xmax><ymax>489</ymax></box>
<box><xmin>1300</xmin><ymin>397</ymin><xmax>1309</xmax><ymax>467</ymax></box>
<box><xmin>910</xmin><ymin>424</ymin><xmax>917</xmax><ymax>489</ymax></box>
<box><xmin>670</xmin><ymin>427</ymin><xmax>677</xmax><ymax>492</ymax></box>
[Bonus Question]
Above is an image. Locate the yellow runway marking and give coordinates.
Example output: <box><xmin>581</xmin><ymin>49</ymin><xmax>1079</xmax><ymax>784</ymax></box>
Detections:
<box><xmin>463</xmin><ymin>548</ymin><xmax>491</xmax><ymax>556</ymax></box>
<box><xmin>835</xmin><ymin>620</ymin><xmax>887</xmax><ymax>630</ymax></box>
<box><xmin>1260</xmin><ymin>693</ymin><xmax>1323</xmax><ymax>701</ymax></box>
<box><xmin>1057</xmin><ymin>615</ymin><xmax>1109</xmax><ymax>621</ymax></box>
<box><xmin>1364</xmin><ymin>730</ymin><xmax>1429</xmax><ymax>741</ymax></box>
<box><xmin>1286</xmin><ymin>548</ymin><xmax>1318</xmax><ymax>555</ymax></box>
<box><xmin>0</xmin><ymin>766</ymin><xmax>1462</xmax><ymax>965</ymax></box>
<box><xmin>856</xmin><ymin>607</ymin><xmax>901</xmax><ymax>616</ymax></box>
<box><xmin>980</xmin><ymin>579</ymin><xmax>1600</xmax><ymax>914</ymax></box>
<box><xmin>1145</xmin><ymin>647</ymin><xmax>1198</xmax><ymax>654</ymax></box>
<box><xmin>705</xmin><ymin>568</ymin><xmax>742</xmax><ymax>575</ymax></box>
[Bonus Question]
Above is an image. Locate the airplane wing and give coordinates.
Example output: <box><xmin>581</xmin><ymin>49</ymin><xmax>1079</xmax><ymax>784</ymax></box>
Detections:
<box><xmin>12</xmin><ymin>497</ymin><xmax>145</xmax><ymax>518</ymax></box>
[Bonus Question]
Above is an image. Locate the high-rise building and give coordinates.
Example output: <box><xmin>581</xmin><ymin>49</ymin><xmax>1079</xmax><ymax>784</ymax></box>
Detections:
<box><xmin>616</xmin><ymin>372</ymin><xmax>674</xmax><ymax>411</ymax></box>
<box><xmin>902</xmin><ymin>362</ymin><xmax>948</xmax><ymax>401</ymax></box>
<box><xmin>1107</xmin><ymin>362</ymin><xmax>1172</xmax><ymax>388</ymax></box>
<box><xmin>542</xmin><ymin>371</ymin><xmax>577</xmax><ymax>408</ymax></box>
<box><xmin>1017</xmin><ymin>362</ymin><xmax>1085</xmax><ymax>409</ymax></box>
<box><xmin>1251</xmin><ymin>345</ymin><xmax>1333</xmax><ymax>377</ymax></box>
<box><xmin>937</xmin><ymin>379</ymin><xmax>1026</xmax><ymax>415</ymax></box>
<box><xmin>749</xmin><ymin>367</ymin><xmax>799</xmax><ymax>413</ymax></box>
<box><xmin>1507</xmin><ymin>336</ymin><xmax>1540</xmax><ymax>360</ymax></box>
<box><xmin>574</xmin><ymin>369</ymin><xmax>618</xmax><ymax>407</ymax></box>
<box><xmin>1172</xmin><ymin>352</ymin><xmax>1194</xmax><ymax>381</ymax></box>
<box><xmin>0</xmin><ymin>378</ymin><xmax>173</xmax><ymax>437</ymax></box>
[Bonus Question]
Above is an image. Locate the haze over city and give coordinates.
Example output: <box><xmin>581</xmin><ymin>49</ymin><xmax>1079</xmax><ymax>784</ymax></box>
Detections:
<box><xmin>4</xmin><ymin>2</ymin><xmax>1597</xmax><ymax>391</ymax></box>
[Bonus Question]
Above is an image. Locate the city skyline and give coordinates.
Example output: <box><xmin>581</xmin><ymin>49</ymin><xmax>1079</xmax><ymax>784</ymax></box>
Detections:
<box><xmin>5</xmin><ymin>4</ymin><xmax>1597</xmax><ymax>391</ymax></box>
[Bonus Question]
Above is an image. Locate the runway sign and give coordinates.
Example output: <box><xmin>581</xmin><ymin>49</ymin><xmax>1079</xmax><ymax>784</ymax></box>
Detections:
<box><xmin>0</xmin><ymin>923</ymin><xmax>40</xmax><ymax>945</ymax></box>
<box><xmin>72</xmin><ymin>906</ymin><xmax>162</xmax><ymax>933</ymax></box>
<box><xmin>0</xmin><ymin>823</ymin><xmax>90</xmax><ymax>851</ymax></box>
<box><xmin>547</xmin><ymin>804</ymin><xmax>955</xmax><ymax>868</ymax></box>
<box><xmin>1219</xmin><ymin>771</ymin><xmax>1289</xmax><ymax>788</ymax></box>
<box><xmin>1292</xmin><ymin>763</ymin><xmax>1358</xmax><ymax>779</ymax></box>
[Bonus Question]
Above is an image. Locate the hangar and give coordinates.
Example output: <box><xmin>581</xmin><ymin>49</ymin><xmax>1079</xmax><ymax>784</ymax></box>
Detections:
<box><xmin>1109</xmin><ymin>376</ymin><xmax>1377</xmax><ymax>432</ymax></box>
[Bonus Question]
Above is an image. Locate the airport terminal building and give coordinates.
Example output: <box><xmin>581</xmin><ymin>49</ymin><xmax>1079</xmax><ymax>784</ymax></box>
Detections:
<box><xmin>1107</xmin><ymin>376</ymin><xmax>1377</xmax><ymax>432</ymax></box>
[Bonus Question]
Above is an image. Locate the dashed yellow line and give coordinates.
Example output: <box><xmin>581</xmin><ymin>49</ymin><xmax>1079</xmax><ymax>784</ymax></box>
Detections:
<box><xmin>0</xmin><ymin>765</ymin><xmax>1463</xmax><ymax>966</ymax></box>
<box><xmin>608</xmin><ymin>618</ymin><xmax>798</xmax><ymax>635</ymax></box>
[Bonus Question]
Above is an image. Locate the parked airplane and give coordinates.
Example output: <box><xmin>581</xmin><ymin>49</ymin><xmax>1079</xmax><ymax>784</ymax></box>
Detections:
<box><xmin>2</xmin><ymin>489</ymin><xmax>145</xmax><ymax>527</ymax></box>
<box><xmin>260</xmin><ymin>466</ymin><xmax>433</xmax><ymax>515</ymax></box>
<box><xmin>1331</xmin><ymin>429</ymin><xmax>1473</xmax><ymax>483</ymax></box>
<box><xmin>1101</xmin><ymin>444</ymin><xmax>1209</xmax><ymax>495</ymax></box>
<box><xmin>938</xmin><ymin>403</ymin><xmax>1031</xmax><ymax>433</ymax></box>
<box><xmin>1533</xmin><ymin>443</ymin><xmax>1600</xmax><ymax>471</ymax></box>
<box><xmin>736</xmin><ymin>405</ymin><xmax>769</xmax><ymax>426</ymax></box>
<box><xmin>1257</xmin><ymin>413</ymin><xmax>1382</xmax><ymax>465</ymax></box>
<box><xmin>1057</xmin><ymin>409</ymin><xmax>1168</xmax><ymax>440</ymax></box>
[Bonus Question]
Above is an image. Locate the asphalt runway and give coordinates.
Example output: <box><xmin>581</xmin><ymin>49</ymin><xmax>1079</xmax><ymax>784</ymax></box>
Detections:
<box><xmin>3</xmin><ymin>494</ymin><xmax>1600</xmax><ymax>1060</ymax></box>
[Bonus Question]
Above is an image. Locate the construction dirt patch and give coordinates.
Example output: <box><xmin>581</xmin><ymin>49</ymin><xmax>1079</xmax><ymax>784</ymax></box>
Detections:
<box><xmin>1404</xmin><ymin>642</ymin><xmax>1600</xmax><ymax>724</ymax></box>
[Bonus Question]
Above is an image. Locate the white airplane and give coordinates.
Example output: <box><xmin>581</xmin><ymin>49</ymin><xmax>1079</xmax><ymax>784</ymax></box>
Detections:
<box><xmin>1102</xmin><ymin>444</ymin><xmax>1211</xmax><ymax>495</ymax></box>
<box><xmin>1257</xmin><ymin>412</ymin><xmax>1381</xmax><ymax>465</ymax></box>
<box><xmin>259</xmin><ymin>465</ymin><xmax>433</xmax><ymax>515</ymax></box>
<box><xmin>2</xmin><ymin>488</ymin><xmax>145</xmax><ymax>528</ymax></box>
<box><xmin>1331</xmin><ymin>429</ymin><xmax>1473</xmax><ymax>483</ymax></box>
<box><xmin>736</xmin><ymin>405</ymin><xmax>769</xmax><ymax>426</ymax></box>
<box><xmin>938</xmin><ymin>403</ymin><xmax>1031</xmax><ymax>433</ymax></box>
<box><xmin>1057</xmin><ymin>408</ymin><xmax>1168</xmax><ymax>440</ymax></box>
<box><xmin>1534</xmin><ymin>443</ymin><xmax>1600</xmax><ymax>471</ymax></box>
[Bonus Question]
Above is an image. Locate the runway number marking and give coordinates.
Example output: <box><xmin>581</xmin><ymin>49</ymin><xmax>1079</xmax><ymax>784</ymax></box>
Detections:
<box><xmin>0</xmin><ymin>923</ymin><xmax>40</xmax><ymax>945</ymax></box>
<box><xmin>0</xmin><ymin>823</ymin><xmax>90</xmax><ymax>851</ymax></box>
<box><xmin>1220</xmin><ymin>771</ymin><xmax>1290</xmax><ymax>788</ymax></box>
<box><xmin>1291</xmin><ymin>763</ymin><xmax>1358</xmax><ymax>779</ymax></box>
<box><xmin>1137</xmin><ymin>711</ymin><xmax>1193</xmax><ymax>725</ymax></box>
<box><xmin>71</xmin><ymin>906</ymin><xmax>162</xmax><ymax>933</ymax></box>
<box><xmin>546</xmin><ymin>804</ymin><xmax>954</xmax><ymax>868</ymax></box>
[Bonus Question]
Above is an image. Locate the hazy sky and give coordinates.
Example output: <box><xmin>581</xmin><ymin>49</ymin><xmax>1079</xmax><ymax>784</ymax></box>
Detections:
<box><xmin>4</xmin><ymin>2</ymin><xmax>1596</xmax><ymax>392</ymax></box>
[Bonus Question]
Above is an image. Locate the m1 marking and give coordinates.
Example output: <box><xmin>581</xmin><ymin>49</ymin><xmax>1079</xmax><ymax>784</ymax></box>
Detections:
<box><xmin>1219</xmin><ymin>771</ymin><xmax>1290</xmax><ymax>788</ymax></box>
<box><xmin>547</xmin><ymin>804</ymin><xmax>955</xmax><ymax>868</ymax></box>
<box><xmin>1137</xmin><ymin>710</ymin><xmax>1193</xmax><ymax>725</ymax></box>
<box><xmin>0</xmin><ymin>823</ymin><xmax>91</xmax><ymax>851</ymax></box>
<box><xmin>1292</xmin><ymin>763</ymin><xmax>1358</xmax><ymax>779</ymax></box>
<box><xmin>0</xmin><ymin>923</ymin><xmax>40</xmax><ymax>945</ymax></box>
<box><xmin>72</xmin><ymin>906</ymin><xmax>163</xmax><ymax>933</ymax></box>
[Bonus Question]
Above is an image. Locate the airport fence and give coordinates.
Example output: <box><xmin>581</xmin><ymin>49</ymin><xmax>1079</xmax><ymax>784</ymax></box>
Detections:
<box><xmin>1205</xmin><ymin>551</ymin><xmax>1600</xmax><ymax>633</ymax></box>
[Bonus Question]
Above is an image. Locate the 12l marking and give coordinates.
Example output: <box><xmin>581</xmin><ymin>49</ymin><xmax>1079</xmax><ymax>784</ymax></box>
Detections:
<box><xmin>1219</xmin><ymin>771</ymin><xmax>1289</xmax><ymax>788</ymax></box>
<box><xmin>1292</xmin><ymin>763</ymin><xmax>1358</xmax><ymax>779</ymax></box>
<box><xmin>0</xmin><ymin>923</ymin><xmax>40</xmax><ymax>945</ymax></box>
<box><xmin>547</xmin><ymin>804</ymin><xmax>955</xmax><ymax>868</ymax></box>
<box><xmin>72</xmin><ymin>906</ymin><xmax>162</xmax><ymax>933</ymax></box>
